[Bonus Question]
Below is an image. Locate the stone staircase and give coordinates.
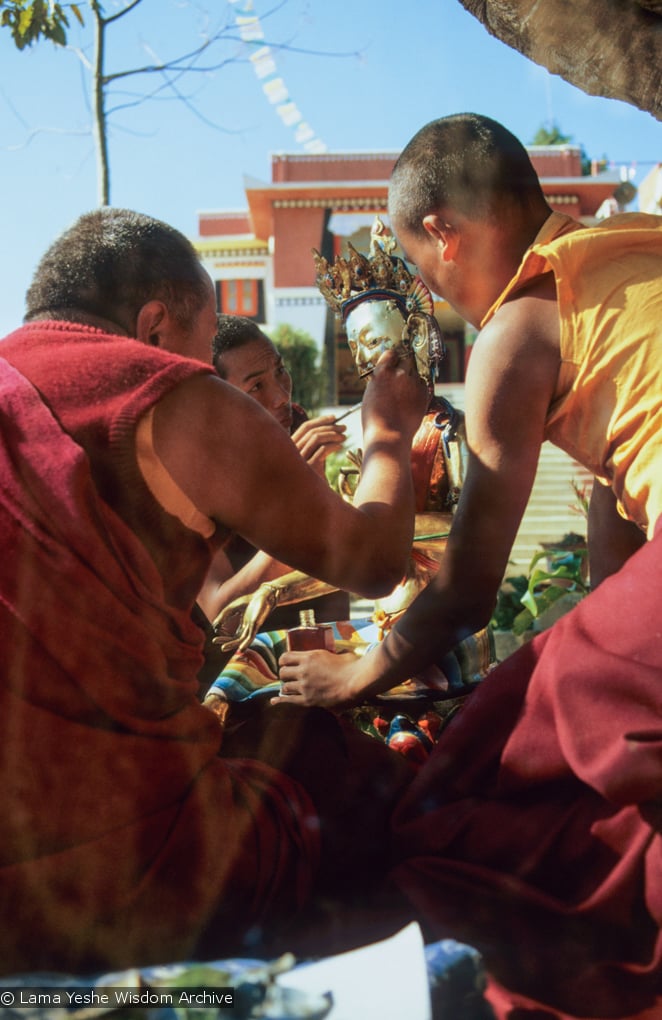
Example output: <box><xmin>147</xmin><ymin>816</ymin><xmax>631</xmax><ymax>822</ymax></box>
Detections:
<box><xmin>346</xmin><ymin>384</ymin><xmax>594</xmax><ymax>617</ymax></box>
<box><xmin>508</xmin><ymin>442</ymin><xmax>592</xmax><ymax>572</ymax></box>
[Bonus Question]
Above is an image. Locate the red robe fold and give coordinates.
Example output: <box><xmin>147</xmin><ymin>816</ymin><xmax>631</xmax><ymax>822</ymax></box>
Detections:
<box><xmin>0</xmin><ymin>352</ymin><xmax>319</xmax><ymax>974</ymax></box>
<box><xmin>390</xmin><ymin>532</ymin><xmax>662</xmax><ymax>1019</ymax></box>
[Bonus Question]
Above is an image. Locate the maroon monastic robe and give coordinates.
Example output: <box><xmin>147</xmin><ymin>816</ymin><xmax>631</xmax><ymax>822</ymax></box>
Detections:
<box><xmin>390</xmin><ymin>532</ymin><xmax>662</xmax><ymax>1018</ymax></box>
<box><xmin>0</xmin><ymin>331</ymin><xmax>320</xmax><ymax>973</ymax></box>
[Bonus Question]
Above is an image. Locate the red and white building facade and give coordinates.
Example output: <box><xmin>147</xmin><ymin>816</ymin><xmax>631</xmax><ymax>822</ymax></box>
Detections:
<box><xmin>194</xmin><ymin>146</ymin><xmax>629</xmax><ymax>403</ymax></box>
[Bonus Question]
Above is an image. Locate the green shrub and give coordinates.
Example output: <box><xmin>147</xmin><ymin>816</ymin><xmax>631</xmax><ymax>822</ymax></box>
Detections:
<box><xmin>272</xmin><ymin>324</ymin><xmax>323</xmax><ymax>413</ymax></box>
<box><xmin>491</xmin><ymin>538</ymin><xmax>589</xmax><ymax>636</ymax></box>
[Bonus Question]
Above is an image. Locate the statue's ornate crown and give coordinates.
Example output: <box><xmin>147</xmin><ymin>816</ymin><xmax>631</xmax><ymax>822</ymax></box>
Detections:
<box><xmin>312</xmin><ymin>215</ymin><xmax>433</xmax><ymax>317</ymax></box>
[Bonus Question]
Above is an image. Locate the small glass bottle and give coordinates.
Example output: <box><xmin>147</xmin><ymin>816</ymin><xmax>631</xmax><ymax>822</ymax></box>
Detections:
<box><xmin>286</xmin><ymin>609</ymin><xmax>335</xmax><ymax>652</ymax></box>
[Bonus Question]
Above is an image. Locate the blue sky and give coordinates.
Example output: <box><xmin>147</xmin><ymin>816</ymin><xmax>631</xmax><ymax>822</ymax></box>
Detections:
<box><xmin>1</xmin><ymin>0</ymin><xmax>661</xmax><ymax>336</ymax></box>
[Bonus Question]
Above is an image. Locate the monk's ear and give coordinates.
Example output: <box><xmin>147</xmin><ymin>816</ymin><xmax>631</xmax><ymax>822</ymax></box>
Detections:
<box><xmin>135</xmin><ymin>300</ymin><xmax>169</xmax><ymax>347</ymax></box>
<box><xmin>422</xmin><ymin>213</ymin><xmax>459</xmax><ymax>263</ymax></box>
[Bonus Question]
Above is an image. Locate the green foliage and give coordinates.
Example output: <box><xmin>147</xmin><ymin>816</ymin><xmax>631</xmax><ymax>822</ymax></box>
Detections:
<box><xmin>490</xmin><ymin>573</ymin><xmax>529</xmax><ymax>632</ymax></box>
<box><xmin>324</xmin><ymin>448</ymin><xmax>346</xmax><ymax>493</ymax></box>
<box><xmin>530</xmin><ymin>121</ymin><xmax>573</xmax><ymax>146</ymax></box>
<box><xmin>0</xmin><ymin>0</ymin><xmax>84</xmax><ymax>49</ymax></box>
<box><xmin>324</xmin><ymin>447</ymin><xmax>360</xmax><ymax>494</ymax></box>
<box><xmin>529</xmin><ymin>121</ymin><xmax>593</xmax><ymax>175</ymax></box>
<box><xmin>491</xmin><ymin>540</ymin><xmax>589</xmax><ymax>636</ymax></box>
<box><xmin>271</xmin><ymin>323</ymin><xmax>323</xmax><ymax>414</ymax></box>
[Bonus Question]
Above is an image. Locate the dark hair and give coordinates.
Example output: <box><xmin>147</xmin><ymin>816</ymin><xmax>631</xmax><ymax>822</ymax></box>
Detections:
<box><xmin>212</xmin><ymin>314</ymin><xmax>271</xmax><ymax>377</ymax></box>
<box><xmin>24</xmin><ymin>207</ymin><xmax>210</xmax><ymax>333</ymax></box>
<box><xmin>389</xmin><ymin>113</ymin><xmax>547</xmax><ymax>235</ymax></box>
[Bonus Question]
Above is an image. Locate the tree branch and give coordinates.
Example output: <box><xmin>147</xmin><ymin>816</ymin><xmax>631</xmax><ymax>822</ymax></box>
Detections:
<box><xmin>102</xmin><ymin>32</ymin><xmax>221</xmax><ymax>84</ymax></box>
<box><xmin>101</xmin><ymin>0</ymin><xmax>144</xmax><ymax>27</ymax></box>
<box><xmin>3</xmin><ymin>0</ymin><xmax>361</xmax><ymax>205</ymax></box>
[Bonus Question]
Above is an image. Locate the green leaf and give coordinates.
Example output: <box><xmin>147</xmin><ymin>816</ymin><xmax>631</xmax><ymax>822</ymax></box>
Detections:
<box><xmin>17</xmin><ymin>6</ymin><xmax>33</xmax><ymax>35</ymax></box>
<box><xmin>532</xmin><ymin>584</ymin><xmax>569</xmax><ymax>616</ymax></box>
<box><xmin>0</xmin><ymin>0</ymin><xmax>72</xmax><ymax>46</ymax></box>
<box><xmin>520</xmin><ymin>588</ymin><xmax>540</xmax><ymax>617</ymax></box>
<box><xmin>511</xmin><ymin>606</ymin><xmax>535</xmax><ymax>636</ymax></box>
<box><xmin>49</xmin><ymin>20</ymin><xmax>66</xmax><ymax>45</ymax></box>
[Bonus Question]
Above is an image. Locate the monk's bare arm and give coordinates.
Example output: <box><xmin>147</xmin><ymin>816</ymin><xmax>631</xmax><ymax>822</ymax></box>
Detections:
<box><xmin>360</xmin><ymin>296</ymin><xmax>561</xmax><ymax>687</ymax></box>
<box><xmin>278</xmin><ymin>285</ymin><xmax>562</xmax><ymax>706</ymax></box>
<box><xmin>197</xmin><ymin>546</ymin><xmax>293</xmax><ymax>621</ymax></box>
<box><xmin>153</xmin><ymin>351</ymin><xmax>427</xmax><ymax>600</ymax></box>
<box><xmin>198</xmin><ymin>415</ymin><xmax>349</xmax><ymax>620</ymax></box>
<box><xmin>587</xmin><ymin>480</ymin><xmax>647</xmax><ymax>588</ymax></box>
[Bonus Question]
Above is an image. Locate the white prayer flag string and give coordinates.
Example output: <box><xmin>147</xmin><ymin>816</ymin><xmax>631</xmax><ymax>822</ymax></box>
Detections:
<box><xmin>229</xmin><ymin>0</ymin><xmax>328</xmax><ymax>154</ymax></box>
<box><xmin>250</xmin><ymin>46</ymin><xmax>277</xmax><ymax>80</ymax></box>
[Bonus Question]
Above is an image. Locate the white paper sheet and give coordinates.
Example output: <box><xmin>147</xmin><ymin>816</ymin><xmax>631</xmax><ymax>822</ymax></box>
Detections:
<box><xmin>278</xmin><ymin>922</ymin><xmax>431</xmax><ymax>1020</ymax></box>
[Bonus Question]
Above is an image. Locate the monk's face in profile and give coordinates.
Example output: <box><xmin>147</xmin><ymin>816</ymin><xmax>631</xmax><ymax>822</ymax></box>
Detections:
<box><xmin>216</xmin><ymin>336</ymin><xmax>294</xmax><ymax>431</ymax></box>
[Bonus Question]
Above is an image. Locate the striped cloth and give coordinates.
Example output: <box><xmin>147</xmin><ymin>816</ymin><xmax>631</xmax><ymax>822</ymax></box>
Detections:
<box><xmin>205</xmin><ymin>619</ymin><xmax>495</xmax><ymax>764</ymax></box>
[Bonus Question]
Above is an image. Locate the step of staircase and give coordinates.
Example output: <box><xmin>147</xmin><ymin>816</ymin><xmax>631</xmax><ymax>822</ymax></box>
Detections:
<box><xmin>347</xmin><ymin>386</ymin><xmax>594</xmax><ymax>617</ymax></box>
<box><xmin>510</xmin><ymin>444</ymin><xmax>592</xmax><ymax>572</ymax></box>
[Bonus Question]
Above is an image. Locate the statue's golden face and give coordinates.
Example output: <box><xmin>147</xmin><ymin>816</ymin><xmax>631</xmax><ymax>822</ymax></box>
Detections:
<box><xmin>344</xmin><ymin>297</ymin><xmax>409</xmax><ymax>377</ymax></box>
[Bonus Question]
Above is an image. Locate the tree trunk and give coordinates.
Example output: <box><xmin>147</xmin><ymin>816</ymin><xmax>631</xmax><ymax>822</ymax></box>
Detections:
<box><xmin>459</xmin><ymin>0</ymin><xmax>662</xmax><ymax>121</ymax></box>
<box><xmin>92</xmin><ymin>4</ymin><xmax>110</xmax><ymax>206</ymax></box>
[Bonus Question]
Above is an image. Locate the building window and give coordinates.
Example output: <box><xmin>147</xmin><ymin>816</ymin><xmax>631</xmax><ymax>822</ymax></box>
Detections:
<box><xmin>219</xmin><ymin>279</ymin><xmax>260</xmax><ymax>317</ymax></box>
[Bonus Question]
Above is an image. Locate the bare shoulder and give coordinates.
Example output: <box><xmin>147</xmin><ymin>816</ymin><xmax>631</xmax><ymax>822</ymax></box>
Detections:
<box><xmin>482</xmin><ymin>271</ymin><xmax>559</xmax><ymax>357</ymax></box>
<box><xmin>153</xmin><ymin>373</ymin><xmax>290</xmax><ymax>457</ymax></box>
<box><xmin>465</xmin><ymin>273</ymin><xmax>560</xmax><ymax>459</ymax></box>
<box><xmin>150</xmin><ymin>373</ymin><xmax>300</xmax><ymax>519</ymax></box>
<box><xmin>153</xmin><ymin>373</ymin><xmax>253</xmax><ymax>435</ymax></box>
<box><xmin>469</xmin><ymin>274</ymin><xmax>560</xmax><ymax>400</ymax></box>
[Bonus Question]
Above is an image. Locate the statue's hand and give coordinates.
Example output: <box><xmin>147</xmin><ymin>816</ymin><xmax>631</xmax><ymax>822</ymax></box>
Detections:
<box><xmin>212</xmin><ymin>584</ymin><xmax>280</xmax><ymax>653</ymax></box>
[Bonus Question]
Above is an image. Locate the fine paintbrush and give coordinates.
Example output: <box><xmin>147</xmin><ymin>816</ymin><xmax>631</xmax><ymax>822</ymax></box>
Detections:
<box><xmin>332</xmin><ymin>402</ymin><xmax>362</xmax><ymax>423</ymax></box>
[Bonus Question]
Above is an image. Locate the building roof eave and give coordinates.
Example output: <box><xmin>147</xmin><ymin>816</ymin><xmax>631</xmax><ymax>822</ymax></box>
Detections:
<box><xmin>194</xmin><ymin>237</ymin><xmax>269</xmax><ymax>258</ymax></box>
<box><xmin>245</xmin><ymin>181</ymin><xmax>389</xmax><ymax>240</ymax></box>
